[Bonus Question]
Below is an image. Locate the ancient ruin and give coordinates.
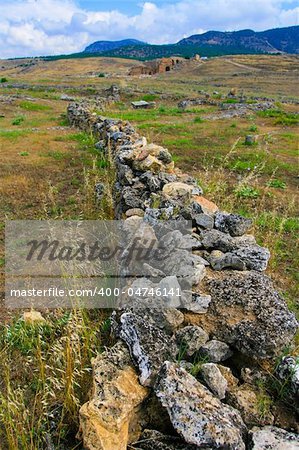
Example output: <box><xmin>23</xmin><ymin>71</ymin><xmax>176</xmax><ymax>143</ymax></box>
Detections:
<box><xmin>129</xmin><ymin>57</ymin><xmax>185</xmax><ymax>76</ymax></box>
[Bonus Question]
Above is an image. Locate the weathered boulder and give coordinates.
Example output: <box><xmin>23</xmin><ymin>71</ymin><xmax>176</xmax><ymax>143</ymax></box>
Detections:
<box><xmin>249</xmin><ymin>426</ymin><xmax>299</xmax><ymax>449</ymax></box>
<box><xmin>205</xmin><ymin>271</ymin><xmax>298</xmax><ymax>359</ymax></box>
<box><xmin>208</xmin><ymin>249</ymin><xmax>246</xmax><ymax>271</ymax></box>
<box><xmin>200</xmin><ymin>363</ymin><xmax>228</xmax><ymax>399</ymax></box>
<box><xmin>215</xmin><ymin>212</ymin><xmax>252</xmax><ymax>236</ymax></box>
<box><xmin>200</xmin><ymin>339</ymin><xmax>233</xmax><ymax>362</ymax></box>
<box><xmin>201</xmin><ymin>230</ymin><xmax>270</xmax><ymax>271</ymax></box>
<box><xmin>175</xmin><ymin>325</ymin><xmax>209</xmax><ymax>358</ymax></box>
<box><xmin>155</xmin><ymin>361</ymin><xmax>247</xmax><ymax>449</ymax></box>
<box><xmin>79</xmin><ymin>341</ymin><xmax>148</xmax><ymax>450</ymax></box>
<box><xmin>117</xmin><ymin>312</ymin><xmax>178</xmax><ymax>386</ymax></box>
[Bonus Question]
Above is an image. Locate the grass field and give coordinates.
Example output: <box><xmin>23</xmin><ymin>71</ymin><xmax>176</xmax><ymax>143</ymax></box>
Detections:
<box><xmin>0</xmin><ymin>54</ymin><xmax>298</xmax><ymax>448</ymax></box>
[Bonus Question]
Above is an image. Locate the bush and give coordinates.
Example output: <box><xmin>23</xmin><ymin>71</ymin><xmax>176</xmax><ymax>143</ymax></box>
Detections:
<box><xmin>0</xmin><ymin>77</ymin><xmax>8</xmax><ymax>83</ymax></box>
<box><xmin>98</xmin><ymin>73</ymin><xmax>105</xmax><ymax>78</ymax></box>
<box><xmin>12</xmin><ymin>115</ymin><xmax>25</xmax><ymax>126</ymax></box>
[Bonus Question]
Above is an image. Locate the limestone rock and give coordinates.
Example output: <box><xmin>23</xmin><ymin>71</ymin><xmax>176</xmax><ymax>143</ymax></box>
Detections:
<box><xmin>275</xmin><ymin>356</ymin><xmax>299</xmax><ymax>410</ymax></box>
<box><xmin>207</xmin><ymin>271</ymin><xmax>298</xmax><ymax>359</ymax></box>
<box><xmin>118</xmin><ymin>312</ymin><xmax>178</xmax><ymax>386</ymax></box>
<box><xmin>125</xmin><ymin>208</ymin><xmax>145</xmax><ymax>217</ymax></box>
<box><xmin>183</xmin><ymin>292</ymin><xmax>212</xmax><ymax>314</ymax></box>
<box><xmin>218</xmin><ymin>365</ymin><xmax>239</xmax><ymax>392</ymax></box>
<box><xmin>249</xmin><ymin>426</ymin><xmax>299</xmax><ymax>450</ymax></box>
<box><xmin>155</xmin><ymin>361</ymin><xmax>246</xmax><ymax>449</ymax></box>
<box><xmin>194</xmin><ymin>213</ymin><xmax>214</xmax><ymax>229</ymax></box>
<box><xmin>23</xmin><ymin>311</ymin><xmax>45</xmax><ymax>324</ymax></box>
<box><xmin>79</xmin><ymin>341</ymin><xmax>148</xmax><ymax>450</ymax></box>
<box><xmin>200</xmin><ymin>339</ymin><xmax>233</xmax><ymax>362</ymax></box>
<box><xmin>145</xmin><ymin>308</ymin><xmax>184</xmax><ymax>334</ymax></box>
<box><xmin>176</xmin><ymin>325</ymin><xmax>209</xmax><ymax>358</ymax></box>
<box><xmin>192</xmin><ymin>195</ymin><xmax>218</xmax><ymax>214</ymax></box>
<box><xmin>133</xmin><ymin>429</ymin><xmax>199</xmax><ymax>449</ymax></box>
<box><xmin>227</xmin><ymin>384</ymin><xmax>274</xmax><ymax>426</ymax></box>
<box><xmin>208</xmin><ymin>250</ymin><xmax>246</xmax><ymax>271</ymax></box>
<box><xmin>215</xmin><ymin>212</ymin><xmax>252</xmax><ymax>236</ymax></box>
<box><xmin>200</xmin><ymin>363</ymin><xmax>228</xmax><ymax>399</ymax></box>
<box><xmin>162</xmin><ymin>182</ymin><xmax>194</xmax><ymax>201</ymax></box>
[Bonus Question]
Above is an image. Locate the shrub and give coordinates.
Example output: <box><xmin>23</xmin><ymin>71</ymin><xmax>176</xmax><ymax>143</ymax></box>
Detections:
<box><xmin>235</xmin><ymin>186</ymin><xmax>260</xmax><ymax>198</ymax></box>
<box><xmin>98</xmin><ymin>73</ymin><xmax>105</xmax><ymax>78</ymax></box>
<box><xmin>266</xmin><ymin>179</ymin><xmax>287</xmax><ymax>189</ymax></box>
<box><xmin>12</xmin><ymin>115</ymin><xmax>25</xmax><ymax>126</ymax></box>
<box><xmin>0</xmin><ymin>77</ymin><xmax>8</xmax><ymax>83</ymax></box>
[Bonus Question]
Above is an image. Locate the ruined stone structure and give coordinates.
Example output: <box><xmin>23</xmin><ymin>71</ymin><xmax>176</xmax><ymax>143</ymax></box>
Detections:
<box><xmin>129</xmin><ymin>57</ymin><xmax>185</xmax><ymax>76</ymax></box>
<box><xmin>67</xmin><ymin>91</ymin><xmax>298</xmax><ymax>450</ymax></box>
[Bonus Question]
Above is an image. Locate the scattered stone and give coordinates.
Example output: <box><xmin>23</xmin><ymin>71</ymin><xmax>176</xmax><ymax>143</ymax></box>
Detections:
<box><xmin>200</xmin><ymin>339</ymin><xmax>233</xmax><ymax>362</ymax></box>
<box><xmin>79</xmin><ymin>341</ymin><xmax>148</xmax><ymax>450</ymax></box>
<box><xmin>95</xmin><ymin>182</ymin><xmax>105</xmax><ymax>201</ymax></box>
<box><xmin>214</xmin><ymin>212</ymin><xmax>252</xmax><ymax>236</ymax></box>
<box><xmin>176</xmin><ymin>325</ymin><xmax>209</xmax><ymax>357</ymax></box>
<box><xmin>131</xmin><ymin>100</ymin><xmax>156</xmax><ymax>109</ymax></box>
<box><xmin>155</xmin><ymin>362</ymin><xmax>246</xmax><ymax>449</ymax></box>
<box><xmin>22</xmin><ymin>310</ymin><xmax>45</xmax><ymax>324</ymax></box>
<box><xmin>245</xmin><ymin>134</ymin><xmax>256</xmax><ymax>145</ymax></box>
<box><xmin>60</xmin><ymin>94</ymin><xmax>75</xmax><ymax>101</ymax></box>
<box><xmin>118</xmin><ymin>312</ymin><xmax>178</xmax><ymax>386</ymax></box>
<box><xmin>249</xmin><ymin>426</ymin><xmax>299</xmax><ymax>450</ymax></box>
<box><xmin>200</xmin><ymin>363</ymin><xmax>228</xmax><ymax>399</ymax></box>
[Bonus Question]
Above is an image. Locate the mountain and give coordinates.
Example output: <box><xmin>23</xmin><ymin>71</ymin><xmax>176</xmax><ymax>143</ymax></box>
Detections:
<box><xmin>178</xmin><ymin>26</ymin><xmax>299</xmax><ymax>54</ymax></box>
<box><xmin>84</xmin><ymin>39</ymin><xmax>145</xmax><ymax>53</ymax></box>
<box><xmin>44</xmin><ymin>26</ymin><xmax>298</xmax><ymax>61</ymax></box>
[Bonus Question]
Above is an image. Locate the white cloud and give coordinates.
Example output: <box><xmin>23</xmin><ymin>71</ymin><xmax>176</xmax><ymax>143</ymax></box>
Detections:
<box><xmin>0</xmin><ymin>0</ymin><xmax>297</xmax><ymax>58</ymax></box>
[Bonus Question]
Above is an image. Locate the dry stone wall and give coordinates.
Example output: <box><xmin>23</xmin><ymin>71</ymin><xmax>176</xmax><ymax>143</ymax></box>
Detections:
<box><xmin>67</xmin><ymin>89</ymin><xmax>298</xmax><ymax>450</ymax></box>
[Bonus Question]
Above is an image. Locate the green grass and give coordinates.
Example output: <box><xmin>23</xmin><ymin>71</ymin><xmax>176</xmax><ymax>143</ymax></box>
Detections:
<box><xmin>0</xmin><ymin>129</ymin><xmax>28</xmax><ymax>140</ymax></box>
<box><xmin>19</xmin><ymin>151</ymin><xmax>29</xmax><ymax>157</ymax></box>
<box><xmin>19</xmin><ymin>101</ymin><xmax>52</xmax><ymax>111</ymax></box>
<box><xmin>141</xmin><ymin>94</ymin><xmax>158</xmax><ymax>102</ymax></box>
<box><xmin>258</xmin><ymin>109</ymin><xmax>299</xmax><ymax>126</ymax></box>
<box><xmin>45</xmin><ymin>151</ymin><xmax>67</xmax><ymax>160</ymax></box>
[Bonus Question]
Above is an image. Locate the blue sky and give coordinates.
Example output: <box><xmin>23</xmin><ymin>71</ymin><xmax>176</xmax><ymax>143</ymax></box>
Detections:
<box><xmin>0</xmin><ymin>0</ymin><xmax>298</xmax><ymax>58</ymax></box>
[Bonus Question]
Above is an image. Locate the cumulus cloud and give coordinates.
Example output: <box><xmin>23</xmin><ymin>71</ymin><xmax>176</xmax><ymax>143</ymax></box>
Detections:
<box><xmin>0</xmin><ymin>0</ymin><xmax>298</xmax><ymax>58</ymax></box>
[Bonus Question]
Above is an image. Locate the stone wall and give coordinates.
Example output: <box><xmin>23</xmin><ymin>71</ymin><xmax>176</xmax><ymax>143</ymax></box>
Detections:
<box><xmin>67</xmin><ymin>93</ymin><xmax>298</xmax><ymax>450</ymax></box>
